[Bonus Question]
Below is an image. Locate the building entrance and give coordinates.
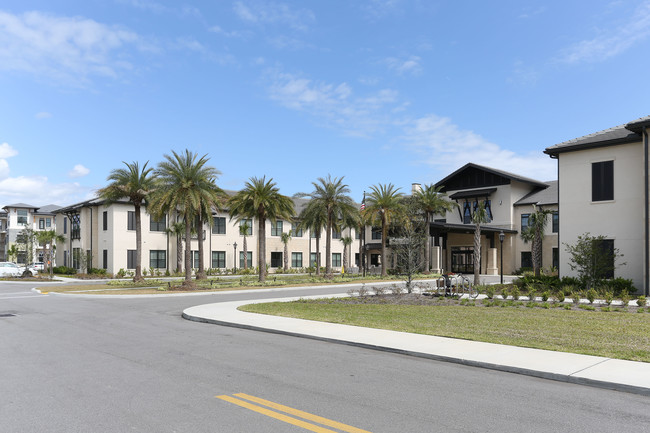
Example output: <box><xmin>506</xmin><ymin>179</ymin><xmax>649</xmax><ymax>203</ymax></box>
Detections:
<box><xmin>451</xmin><ymin>246</ymin><xmax>475</xmax><ymax>273</ymax></box>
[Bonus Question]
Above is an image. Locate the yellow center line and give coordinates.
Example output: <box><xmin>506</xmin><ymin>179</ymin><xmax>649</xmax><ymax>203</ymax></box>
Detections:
<box><xmin>234</xmin><ymin>393</ymin><xmax>372</xmax><ymax>433</ymax></box>
<box><xmin>216</xmin><ymin>395</ymin><xmax>339</xmax><ymax>433</ymax></box>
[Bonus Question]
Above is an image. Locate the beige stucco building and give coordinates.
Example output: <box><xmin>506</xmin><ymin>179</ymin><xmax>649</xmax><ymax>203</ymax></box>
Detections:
<box><xmin>545</xmin><ymin>115</ymin><xmax>650</xmax><ymax>294</ymax></box>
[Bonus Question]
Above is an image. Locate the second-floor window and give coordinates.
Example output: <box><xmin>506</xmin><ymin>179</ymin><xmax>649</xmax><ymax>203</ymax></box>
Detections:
<box><xmin>552</xmin><ymin>212</ymin><xmax>559</xmax><ymax>233</ymax></box>
<box><xmin>39</xmin><ymin>218</ymin><xmax>45</xmax><ymax>229</ymax></box>
<box><xmin>150</xmin><ymin>215</ymin><xmax>166</xmax><ymax>232</ymax></box>
<box><xmin>292</xmin><ymin>223</ymin><xmax>302</xmax><ymax>237</ymax></box>
<box><xmin>271</xmin><ymin>220</ymin><xmax>283</xmax><ymax>236</ymax></box>
<box><xmin>103</xmin><ymin>212</ymin><xmax>108</xmax><ymax>231</ymax></box>
<box><xmin>332</xmin><ymin>230</ymin><xmax>341</xmax><ymax>239</ymax></box>
<box><xmin>371</xmin><ymin>228</ymin><xmax>382</xmax><ymax>240</ymax></box>
<box><xmin>212</xmin><ymin>217</ymin><xmax>226</xmax><ymax>234</ymax></box>
<box><xmin>521</xmin><ymin>214</ymin><xmax>530</xmax><ymax>231</ymax></box>
<box><xmin>17</xmin><ymin>210</ymin><xmax>27</xmax><ymax>226</ymax></box>
<box><xmin>127</xmin><ymin>211</ymin><xmax>136</xmax><ymax>231</ymax></box>
<box><xmin>239</xmin><ymin>219</ymin><xmax>252</xmax><ymax>236</ymax></box>
<box><xmin>592</xmin><ymin>160</ymin><xmax>614</xmax><ymax>202</ymax></box>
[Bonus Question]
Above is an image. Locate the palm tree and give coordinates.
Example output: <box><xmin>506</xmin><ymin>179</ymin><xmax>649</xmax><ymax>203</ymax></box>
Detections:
<box><xmin>36</xmin><ymin>230</ymin><xmax>65</xmax><ymax>279</ymax></box>
<box><xmin>340</xmin><ymin>235</ymin><xmax>353</xmax><ymax>271</ymax></box>
<box><xmin>165</xmin><ymin>220</ymin><xmax>185</xmax><ymax>273</ymax></box>
<box><xmin>150</xmin><ymin>150</ymin><xmax>224</xmax><ymax>288</ymax></box>
<box><xmin>280</xmin><ymin>231</ymin><xmax>291</xmax><ymax>271</ymax></box>
<box><xmin>238</xmin><ymin>220</ymin><xmax>251</xmax><ymax>270</ymax></box>
<box><xmin>521</xmin><ymin>205</ymin><xmax>553</xmax><ymax>277</ymax></box>
<box><xmin>228</xmin><ymin>176</ymin><xmax>295</xmax><ymax>282</ymax></box>
<box><xmin>297</xmin><ymin>200</ymin><xmax>327</xmax><ymax>276</ymax></box>
<box><xmin>295</xmin><ymin>175</ymin><xmax>358</xmax><ymax>278</ymax></box>
<box><xmin>413</xmin><ymin>184</ymin><xmax>457</xmax><ymax>272</ymax></box>
<box><xmin>97</xmin><ymin>161</ymin><xmax>154</xmax><ymax>283</ymax></box>
<box><xmin>472</xmin><ymin>202</ymin><xmax>490</xmax><ymax>285</ymax></box>
<box><xmin>362</xmin><ymin>183</ymin><xmax>404</xmax><ymax>277</ymax></box>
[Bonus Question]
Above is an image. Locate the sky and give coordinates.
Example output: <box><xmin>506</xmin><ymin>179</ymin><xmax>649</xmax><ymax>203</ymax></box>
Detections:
<box><xmin>1</xmin><ymin>0</ymin><xmax>650</xmax><ymax>207</ymax></box>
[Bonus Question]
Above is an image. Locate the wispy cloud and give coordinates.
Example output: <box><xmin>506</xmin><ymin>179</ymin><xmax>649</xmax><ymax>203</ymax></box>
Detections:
<box><xmin>384</xmin><ymin>55</ymin><xmax>422</xmax><ymax>76</ymax></box>
<box><xmin>402</xmin><ymin>114</ymin><xmax>556</xmax><ymax>181</ymax></box>
<box><xmin>361</xmin><ymin>0</ymin><xmax>403</xmax><ymax>20</ymax></box>
<box><xmin>0</xmin><ymin>10</ymin><xmax>153</xmax><ymax>85</ymax></box>
<box><xmin>68</xmin><ymin>164</ymin><xmax>90</xmax><ymax>178</ymax></box>
<box><xmin>558</xmin><ymin>1</ymin><xmax>650</xmax><ymax>63</ymax></box>
<box><xmin>233</xmin><ymin>1</ymin><xmax>315</xmax><ymax>31</ymax></box>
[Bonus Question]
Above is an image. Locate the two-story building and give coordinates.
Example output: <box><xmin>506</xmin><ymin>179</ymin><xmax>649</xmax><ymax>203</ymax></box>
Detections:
<box><xmin>2</xmin><ymin>203</ymin><xmax>61</xmax><ymax>265</ymax></box>
<box><xmin>544</xmin><ymin>115</ymin><xmax>650</xmax><ymax>294</ymax></box>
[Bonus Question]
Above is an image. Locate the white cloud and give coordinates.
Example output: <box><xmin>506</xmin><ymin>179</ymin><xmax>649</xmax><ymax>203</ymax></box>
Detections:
<box><xmin>558</xmin><ymin>1</ymin><xmax>650</xmax><ymax>63</ymax></box>
<box><xmin>0</xmin><ymin>10</ymin><xmax>151</xmax><ymax>85</ymax></box>
<box><xmin>68</xmin><ymin>164</ymin><xmax>90</xmax><ymax>178</ymax></box>
<box><xmin>0</xmin><ymin>142</ymin><xmax>18</xmax><ymax>160</ymax></box>
<box><xmin>0</xmin><ymin>175</ymin><xmax>92</xmax><ymax>205</ymax></box>
<box><xmin>402</xmin><ymin>114</ymin><xmax>556</xmax><ymax>181</ymax></box>
<box><xmin>233</xmin><ymin>1</ymin><xmax>315</xmax><ymax>31</ymax></box>
<box><xmin>384</xmin><ymin>55</ymin><xmax>422</xmax><ymax>75</ymax></box>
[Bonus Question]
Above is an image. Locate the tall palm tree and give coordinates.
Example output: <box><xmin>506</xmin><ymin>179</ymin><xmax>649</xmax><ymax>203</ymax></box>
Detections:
<box><xmin>297</xmin><ymin>200</ymin><xmax>327</xmax><ymax>276</ymax></box>
<box><xmin>295</xmin><ymin>175</ymin><xmax>358</xmax><ymax>278</ymax></box>
<box><xmin>362</xmin><ymin>183</ymin><xmax>404</xmax><ymax>277</ymax></box>
<box><xmin>165</xmin><ymin>220</ymin><xmax>185</xmax><ymax>273</ymax></box>
<box><xmin>238</xmin><ymin>220</ymin><xmax>251</xmax><ymax>270</ymax></box>
<box><xmin>228</xmin><ymin>176</ymin><xmax>295</xmax><ymax>282</ymax></box>
<box><xmin>340</xmin><ymin>235</ymin><xmax>353</xmax><ymax>271</ymax></box>
<box><xmin>36</xmin><ymin>230</ymin><xmax>65</xmax><ymax>279</ymax></box>
<box><xmin>521</xmin><ymin>205</ymin><xmax>553</xmax><ymax>277</ymax></box>
<box><xmin>280</xmin><ymin>231</ymin><xmax>291</xmax><ymax>271</ymax></box>
<box><xmin>97</xmin><ymin>161</ymin><xmax>154</xmax><ymax>283</ymax></box>
<box><xmin>413</xmin><ymin>184</ymin><xmax>457</xmax><ymax>272</ymax></box>
<box><xmin>472</xmin><ymin>202</ymin><xmax>490</xmax><ymax>285</ymax></box>
<box><xmin>150</xmin><ymin>150</ymin><xmax>224</xmax><ymax>288</ymax></box>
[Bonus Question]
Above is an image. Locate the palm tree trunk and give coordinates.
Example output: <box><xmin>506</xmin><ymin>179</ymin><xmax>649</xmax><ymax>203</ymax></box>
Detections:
<box><xmin>284</xmin><ymin>243</ymin><xmax>288</xmax><ymax>271</ymax></box>
<box><xmin>315</xmin><ymin>232</ymin><xmax>320</xmax><ymax>276</ymax></box>
<box><xmin>176</xmin><ymin>234</ymin><xmax>183</xmax><ymax>273</ymax></box>
<box><xmin>342</xmin><ymin>245</ymin><xmax>348</xmax><ymax>272</ymax></box>
<box><xmin>197</xmin><ymin>216</ymin><xmax>206</xmax><ymax>280</ymax></box>
<box><xmin>424</xmin><ymin>212</ymin><xmax>431</xmax><ymax>273</ymax></box>
<box><xmin>381</xmin><ymin>213</ymin><xmax>387</xmax><ymax>277</ymax></box>
<box><xmin>134</xmin><ymin>204</ymin><xmax>144</xmax><ymax>283</ymax></box>
<box><xmin>473</xmin><ymin>222</ymin><xmax>481</xmax><ymax>285</ymax></box>
<box><xmin>258</xmin><ymin>217</ymin><xmax>266</xmax><ymax>282</ymax></box>
<box><xmin>243</xmin><ymin>235</ymin><xmax>248</xmax><ymax>269</ymax></box>
<box><xmin>325</xmin><ymin>216</ymin><xmax>332</xmax><ymax>278</ymax></box>
<box><xmin>533</xmin><ymin>229</ymin><xmax>542</xmax><ymax>277</ymax></box>
<box><xmin>183</xmin><ymin>212</ymin><xmax>193</xmax><ymax>286</ymax></box>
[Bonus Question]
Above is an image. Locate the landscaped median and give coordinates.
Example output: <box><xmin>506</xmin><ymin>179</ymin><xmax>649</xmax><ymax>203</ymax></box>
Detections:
<box><xmin>239</xmin><ymin>294</ymin><xmax>650</xmax><ymax>363</ymax></box>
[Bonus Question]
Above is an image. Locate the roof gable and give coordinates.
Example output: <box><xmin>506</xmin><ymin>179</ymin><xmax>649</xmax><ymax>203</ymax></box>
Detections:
<box><xmin>435</xmin><ymin>163</ymin><xmax>547</xmax><ymax>192</ymax></box>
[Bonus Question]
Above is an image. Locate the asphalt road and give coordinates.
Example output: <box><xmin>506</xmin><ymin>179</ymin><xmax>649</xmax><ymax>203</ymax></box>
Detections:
<box><xmin>1</xmin><ymin>281</ymin><xmax>649</xmax><ymax>432</ymax></box>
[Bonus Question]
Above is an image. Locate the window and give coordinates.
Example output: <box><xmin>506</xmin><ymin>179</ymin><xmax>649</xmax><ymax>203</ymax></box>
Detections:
<box><xmin>521</xmin><ymin>214</ymin><xmax>530</xmax><ymax>231</ymax></box>
<box><xmin>46</xmin><ymin>218</ymin><xmax>51</xmax><ymax>228</ymax></box>
<box><xmin>63</xmin><ymin>217</ymin><xmax>67</xmax><ymax>234</ymax></box>
<box><xmin>521</xmin><ymin>251</ymin><xmax>532</xmax><ymax>269</ymax></box>
<box><xmin>355</xmin><ymin>229</ymin><xmax>360</xmax><ymax>240</ymax></box>
<box><xmin>592</xmin><ymin>160</ymin><xmax>614</xmax><ymax>201</ymax></box>
<box><xmin>39</xmin><ymin>218</ymin><xmax>45</xmax><ymax>229</ymax></box>
<box><xmin>239</xmin><ymin>219</ymin><xmax>252</xmax><ymax>236</ymax></box>
<box><xmin>73</xmin><ymin>248</ymin><xmax>81</xmax><ymax>269</ymax></box>
<box><xmin>239</xmin><ymin>251</ymin><xmax>253</xmax><ymax>268</ymax></box>
<box><xmin>70</xmin><ymin>214</ymin><xmax>81</xmax><ymax>240</ymax></box>
<box><xmin>127</xmin><ymin>250</ymin><xmax>136</xmax><ymax>269</ymax></box>
<box><xmin>484</xmin><ymin>200</ymin><xmax>493</xmax><ymax>222</ymax></box>
<box><xmin>271</xmin><ymin>220</ymin><xmax>283</xmax><ymax>236</ymax></box>
<box><xmin>552</xmin><ymin>212</ymin><xmax>559</xmax><ymax>233</ymax></box>
<box><xmin>552</xmin><ymin>248</ymin><xmax>559</xmax><ymax>270</ymax></box>
<box><xmin>127</xmin><ymin>211</ymin><xmax>136</xmax><ymax>231</ymax></box>
<box><xmin>292</xmin><ymin>223</ymin><xmax>302</xmax><ymax>237</ymax></box>
<box><xmin>212</xmin><ymin>217</ymin><xmax>226</xmax><ymax>234</ymax></box>
<box><xmin>17</xmin><ymin>209</ymin><xmax>27</xmax><ymax>225</ymax></box>
<box><xmin>103</xmin><ymin>211</ymin><xmax>108</xmax><ymax>231</ymax></box>
<box><xmin>310</xmin><ymin>252</ymin><xmax>318</xmax><ymax>267</ymax></box>
<box><xmin>271</xmin><ymin>252</ymin><xmax>282</xmax><ymax>267</ymax></box>
<box><xmin>190</xmin><ymin>250</ymin><xmax>200</xmax><ymax>268</ymax></box>
<box><xmin>291</xmin><ymin>252</ymin><xmax>302</xmax><ymax>268</ymax></box>
<box><xmin>371</xmin><ymin>228</ymin><xmax>382</xmax><ymax>240</ymax></box>
<box><xmin>150</xmin><ymin>214</ymin><xmax>166</xmax><ymax>232</ymax></box>
<box><xmin>332</xmin><ymin>230</ymin><xmax>341</xmax><ymax>239</ymax></box>
<box><xmin>463</xmin><ymin>202</ymin><xmax>472</xmax><ymax>224</ymax></box>
<box><xmin>355</xmin><ymin>253</ymin><xmax>360</xmax><ymax>266</ymax></box>
<box><xmin>102</xmin><ymin>250</ymin><xmax>108</xmax><ymax>270</ymax></box>
<box><xmin>150</xmin><ymin>250</ymin><xmax>166</xmax><ymax>269</ymax></box>
<box><xmin>332</xmin><ymin>253</ymin><xmax>341</xmax><ymax>267</ymax></box>
<box><xmin>212</xmin><ymin>251</ymin><xmax>226</xmax><ymax>268</ymax></box>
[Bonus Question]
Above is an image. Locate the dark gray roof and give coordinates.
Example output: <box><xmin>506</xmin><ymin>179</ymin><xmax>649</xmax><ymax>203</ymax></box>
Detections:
<box><xmin>35</xmin><ymin>204</ymin><xmax>62</xmax><ymax>214</ymax></box>
<box><xmin>544</xmin><ymin>115</ymin><xmax>650</xmax><ymax>156</ymax></box>
<box><xmin>435</xmin><ymin>162</ymin><xmax>548</xmax><ymax>190</ymax></box>
<box><xmin>3</xmin><ymin>203</ymin><xmax>39</xmax><ymax>210</ymax></box>
<box><xmin>513</xmin><ymin>181</ymin><xmax>558</xmax><ymax>206</ymax></box>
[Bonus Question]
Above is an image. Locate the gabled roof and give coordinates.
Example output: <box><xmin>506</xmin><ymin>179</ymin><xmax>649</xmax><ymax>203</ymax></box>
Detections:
<box><xmin>3</xmin><ymin>203</ymin><xmax>39</xmax><ymax>210</ymax></box>
<box><xmin>35</xmin><ymin>204</ymin><xmax>62</xmax><ymax>214</ymax></box>
<box><xmin>513</xmin><ymin>181</ymin><xmax>558</xmax><ymax>206</ymax></box>
<box><xmin>435</xmin><ymin>162</ymin><xmax>548</xmax><ymax>191</ymax></box>
<box><xmin>544</xmin><ymin>115</ymin><xmax>650</xmax><ymax>156</ymax></box>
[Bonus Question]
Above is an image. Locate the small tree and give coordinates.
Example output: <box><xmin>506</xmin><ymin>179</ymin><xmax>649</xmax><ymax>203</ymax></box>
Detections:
<box><xmin>340</xmin><ymin>235</ymin><xmax>353</xmax><ymax>271</ymax></box>
<box><xmin>472</xmin><ymin>202</ymin><xmax>489</xmax><ymax>285</ymax></box>
<box><xmin>16</xmin><ymin>228</ymin><xmax>37</xmax><ymax>264</ymax></box>
<box><xmin>166</xmin><ymin>220</ymin><xmax>185</xmax><ymax>273</ymax></box>
<box><xmin>564</xmin><ymin>233</ymin><xmax>626</xmax><ymax>289</ymax></box>
<box><xmin>280</xmin><ymin>231</ymin><xmax>291</xmax><ymax>271</ymax></box>
<box><xmin>390</xmin><ymin>197</ymin><xmax>426</xmax><ymax>293</ymax></box>
<box><xmin>36</xmin><ymin>230</ymin><xmax>66</xmax><ymax>279</ymax></box>
<box><xmin>6</xmin><ymin>244</ymin><xmax>18</xmax><ymax>262</ymax></box>
<box><xmin>239</xmin><ymin>220</ymin><xmax>251</xmax><ymax>270</ymax></box>
<box><xmin>521</xmin><ymin>205</ymin><xmax>553</xmax><ymax>277</ymax></box>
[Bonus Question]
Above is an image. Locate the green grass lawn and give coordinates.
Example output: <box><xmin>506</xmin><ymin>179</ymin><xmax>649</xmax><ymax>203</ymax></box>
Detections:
<box><xmin>240</xmin><ymin>300</ymin><xmax>650</xmax><ymax>362</ymax></box>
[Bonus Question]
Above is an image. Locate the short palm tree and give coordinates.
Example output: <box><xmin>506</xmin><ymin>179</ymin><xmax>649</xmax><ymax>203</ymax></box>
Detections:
<box><xmin>472</xmin><ymin>202</ymin><xmax>490</xmax><ymax>285</ymax></box>
<box><xmin>297</xmin><ymin>200</ymin><xmax>327</xmax><ymax>276</ymax></box>
<box><xmin>228</xmin><ymin>176</ymin><xmax>295</xmax><ymax>282</ymax></box>
<box><xmin>340</xmin><ymin>235</ymin><xmax>353</xmax><ymax>271</ymax></box>
<box><xmin>238</xmin><ymin>220</ymin><xmax>251</xmax><ymax>270</ymax></box>
<box><xmin>150</xmin><ymin>150</ymin><xmax>224</xmax><ymax>288</ymax></box>
<box><xmin>165</xmin><ymin>219</ymin><xmax>185</xmax><ymax>273</ymax></box>
<box><xmin>362</xmin><ymin>183</ymin><xmax>404</xmax><ymax>277</ymax></box>
<box><xmin>295</xmin><ymin>175</ymin><xmax>358</xmax><ymax>278</ymax></box>
<box><xmin>413</xmin><ymin>184</ymin><xmax>457</xmax><ymax>272</ymax></box>
<box><xmin>36</xmin><ymin>230</ymin><xmax>65</xmax><ymax>279</ymax></box>
<box><xmin>97</xmin><ymin>161</ymin><xmax>154</xmax><ymax>283</ymax></box>
<box><xmin>280</xmin><ymin>231</ymin><xmax>291</xmax><ymax>271</ymax></box>
<box><xmin>521</xmin><ymin>205</ymin><xmax>553</xmax><ymax>277</ymax></box>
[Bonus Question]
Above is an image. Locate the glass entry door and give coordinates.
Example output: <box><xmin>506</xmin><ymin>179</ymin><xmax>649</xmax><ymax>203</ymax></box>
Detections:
<box><xmin>451</xmin><ymin>246</ymin><xmax>475</xmax><ymax>273</ymax></box>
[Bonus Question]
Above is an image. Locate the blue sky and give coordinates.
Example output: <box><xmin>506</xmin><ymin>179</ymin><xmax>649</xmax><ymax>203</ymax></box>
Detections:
<box><xmin>1</xmin><ymin>0</ymin><xmax>650</xmax><ymax>207</ymax></box>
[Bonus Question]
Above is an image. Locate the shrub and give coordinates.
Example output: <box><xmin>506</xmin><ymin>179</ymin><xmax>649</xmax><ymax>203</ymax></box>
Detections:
<box><xmin>586</xmin><ymin>288</ymin><xmax>597</xmax><ymax>304</ymax></box>
<box><xmin>511</xmin><ymin>287</ymin><xmax>520</xmax><ymax>301</ymax></box>
<box><xmin>556</xmin><ymin>291</ymin><xmax>565</xmax><ymax>303</ymax></box>
<box><xmin>486</xmin><ymin>286</ymin><xmax>496</xmax><ymax>299</ymax></box>
<box><xmin>373</xmin><ymin>286</ymin><xmax>386</xmax><ymax>296</ymax></box>
<box><xmin>564</xmin><ymin>304</ymin><xmax>572</xmax><ymax>310</ymax></box>
<box><xmin>527</xmin><ymin>287</ymin><xmax>536</xmax><ymax>302</ymax></box>
<box><xmin>541</xmin><ymin>291</ymin><xmax>550</xmax><ymax>302</ymax></box>
<box><xmin>88</xmin><ymin>268</ymin><xmax>107</xmax><ymax>275</ymax></box>
<box><xmin>560</xmin><ymin>276</ymin><xmax>581</xmax><ymax>288</ymax></box>
<box><xmin>604</xmin><ymin>291</ymin><xmax>614</xmax><ymax>305</ymax></box>
<box><xmin>53</xmin><ymin>266</ymin><xmax>76</xmax><ymax>275</ymax></box>
<box><xmin>572</xmin><ymin>291</ymin><xmax>581</xmax><ymax>305</ymax></box>
<box><xmin>608</xmin><ymin>278</ymin><xmax>636</xmax><ymax>297</ymax></box>
<box><xmin>636</xmin><ymin>295</ymin><xmax>647</xmax><ymax>307</ymax></box>
<box><xmin>620</xmin><ymin>290</ymin><xmax>630</xmax><ymax>307</ymax></box>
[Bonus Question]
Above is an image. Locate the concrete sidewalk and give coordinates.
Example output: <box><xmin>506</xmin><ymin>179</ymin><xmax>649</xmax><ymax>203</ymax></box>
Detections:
<box><xmin>183</xmin><ymin>293</ymin><xmax>650</xmax><ymax>397</ymax></box>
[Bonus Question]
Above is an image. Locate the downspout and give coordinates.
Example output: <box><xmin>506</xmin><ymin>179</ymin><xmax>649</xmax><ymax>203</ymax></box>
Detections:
<box><xmin>643</xmin><ymin>126</ymin><xmax>650</xmax><ymax>296</ymax></box>
<box><xmin>90</xmin><ymin>207</ymin><xmax>93</xmax><ymax>270</ymax></box>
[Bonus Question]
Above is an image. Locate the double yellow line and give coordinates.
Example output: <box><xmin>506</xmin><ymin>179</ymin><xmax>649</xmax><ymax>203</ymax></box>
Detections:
<box><xmin>216</xmin><ymin>393</ymin><xmax>371</xmax><ymax>433</ymax></box>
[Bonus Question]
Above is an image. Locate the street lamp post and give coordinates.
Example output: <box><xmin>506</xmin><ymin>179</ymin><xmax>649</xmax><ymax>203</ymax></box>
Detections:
<box><xmin>233</xmin><ymin>242</ymin><xmax>238</xmax><ymax>271</ymax></box>
<box><xmin>499</xmin><ymin>231</ymin><xmax>505</xmax><ymax>284</ymax></box>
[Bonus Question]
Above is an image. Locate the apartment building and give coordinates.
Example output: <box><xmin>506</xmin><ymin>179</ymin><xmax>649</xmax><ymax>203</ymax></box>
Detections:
<box><xmin>1</xmin><ymin>203</ymin><xmax>61</xmax><ymax>264</ymax></box>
